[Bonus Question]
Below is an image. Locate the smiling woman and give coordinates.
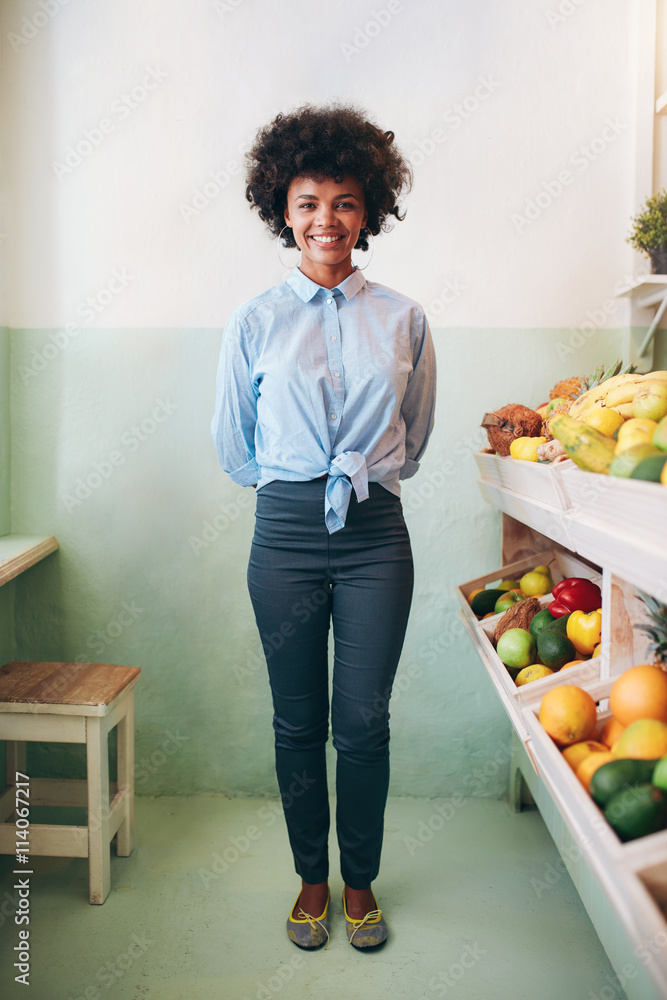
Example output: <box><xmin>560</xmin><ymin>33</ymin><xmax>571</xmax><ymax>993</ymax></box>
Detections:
<box><xmin>211</xmin><ymin>101</ymin><xmax>436</xmax><ymax>953</ymax></box>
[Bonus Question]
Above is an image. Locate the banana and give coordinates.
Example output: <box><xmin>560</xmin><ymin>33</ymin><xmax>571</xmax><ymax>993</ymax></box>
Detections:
<box><xmin>604</xmin><ymin>377</ymin><xmax>667</xmax><ymax>409</ymax></box>
<box><xmin>569</xmin><ymin>374</ymin><xmax>644</xmax><ymax>418</ymax></box>
<box><xmin>610</xmin><ymin>403</ymin><xmax>634</xmax><ymax>418</ymax></box>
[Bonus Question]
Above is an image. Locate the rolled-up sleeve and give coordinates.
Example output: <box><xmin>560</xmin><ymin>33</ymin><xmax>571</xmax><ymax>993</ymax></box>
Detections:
<box><xmin>211</xmin><ymin>312</ymin><xmax>261</xmax><ymax>487</ymax></box>
<box><xmin>399</xmin><ymin>311</ymin><xmax>436</xmax><ymax>480</ymax></box>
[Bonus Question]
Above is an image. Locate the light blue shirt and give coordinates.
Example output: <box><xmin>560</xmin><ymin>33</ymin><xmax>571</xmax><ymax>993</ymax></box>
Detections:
<box><xmin>212</xmin><ymin>266</ymin><xmax>436</xmax><ymax>533</ymax></box>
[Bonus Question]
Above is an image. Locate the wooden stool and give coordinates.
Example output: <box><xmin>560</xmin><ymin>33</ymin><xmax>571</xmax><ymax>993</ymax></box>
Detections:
<box><xmin>0</xmin><ymin>661</ymin><xmax>140</xmax><ymax>904</ymax></box>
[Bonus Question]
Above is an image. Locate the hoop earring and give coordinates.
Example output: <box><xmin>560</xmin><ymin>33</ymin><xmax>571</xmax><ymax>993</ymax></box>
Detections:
<box><xmin>352</xmin><ymin>230</ymin><xmax>374</xmax><ymax>271</ymax></box>
<box><xmin>276</xmin><ymin>225</ymin><xmax>301</xmax><ymax>269</ymax></box>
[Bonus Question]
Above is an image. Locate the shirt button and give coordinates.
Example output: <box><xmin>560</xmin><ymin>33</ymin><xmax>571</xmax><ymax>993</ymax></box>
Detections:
<box><xmin>331</xmin><ymin>414</ymin><xmax>337</xmax><ymax>420</ymax></box>
<box><xmin>326</xmin><ymin>298</ymin><xmax>332</xmax><ymax>304</ymax></box>
<box><xmin>334</xmin><ymin>372</ymin><xmax>340</xmax><ymax>378</ymax></box>
<box><xmin>331</xmin><ymin>336</ymin><xmax>337</xmax><ymax>341</ymax></box>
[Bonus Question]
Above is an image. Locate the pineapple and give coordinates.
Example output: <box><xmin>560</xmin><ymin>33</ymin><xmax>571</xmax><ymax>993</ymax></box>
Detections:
<box><xmin>544</xmin><ymin>360</ymin><xmax>636</xmax><ymax>438</ymax></box>
<box><xmin>637</xmin><ymin>593</ymin><xmax>667</xmax><ymax>668</ymax></box>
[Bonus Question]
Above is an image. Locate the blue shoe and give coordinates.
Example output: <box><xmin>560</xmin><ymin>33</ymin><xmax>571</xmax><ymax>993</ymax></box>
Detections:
<box><xmin>286</xmin><ymin>890</ymin><xmax>330</xmax><ymax>950</ymax></box>
<box><xmin>342</xmin><ymin>890</ymin><xmax>388</xmax><ymax>949</ymax></box>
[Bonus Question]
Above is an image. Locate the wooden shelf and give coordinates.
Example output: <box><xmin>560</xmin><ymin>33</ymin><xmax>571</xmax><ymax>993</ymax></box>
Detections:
<box><xmin>464</xmin><ymin>457</ymin><xmax>667</xmax><ymax>999</ymax></box>
<box><xmin>474</xmin><ymin>460</ymin><xmax>667</xmax><ymax>602</ymax></box>
<box><xmin>0</xmin><ymin>535</ymin><xmax>58</xmax><ymax>587</ymax></box>
<box><xmin>616</xmin><ymin>275</ymin><xmax>667</xmax><ymax>309</ymax></box>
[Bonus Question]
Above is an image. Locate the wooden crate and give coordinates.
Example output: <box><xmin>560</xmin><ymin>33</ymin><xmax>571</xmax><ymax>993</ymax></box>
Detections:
<box><xmin>558</xmin><ymin>464</ymin><xmax>667</xmax><ymax>551</ymax></box>
<box><xmin>475</xmin><ymin>451</ymin><xmax>573</xmax><ymax>509</ymax></box>
<box><xmin>456</xmin><ymin>546</ymin><xmax>601</xmax><ymax>635</ymax></box>
<box><xmin>457</xmin><ymin>548</ymin><xmax>603</xmax><ymax>767</ymax></box>
<box><xmin>519</xmin><ymin>678</ymin><xmax>667</xmax><ymax>996</ymax></box>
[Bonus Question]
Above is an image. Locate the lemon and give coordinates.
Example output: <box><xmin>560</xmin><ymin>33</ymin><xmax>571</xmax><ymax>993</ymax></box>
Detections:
<box><xmin>614</xmin><ymin>430</ymin><xmax>658</xmax><ymax>455</ymax></box>
<box><xmin>582</xmin><ymin>407</ymin><xmax>624</xmax><ymax>437</ymax></box>
<box><xmin>617</xmin><ymin>417</ymin><xmax>659</xmax><ymax>443</ymax></box>
<box><xmin>515</xmin><ymin>664</ymin><xmax>554</xmax><ymax>686</ymax></box>
<box><xmin>509</xmin><ymin>436</ymin><xmax>547</xmax><ymax>461</ymax></box>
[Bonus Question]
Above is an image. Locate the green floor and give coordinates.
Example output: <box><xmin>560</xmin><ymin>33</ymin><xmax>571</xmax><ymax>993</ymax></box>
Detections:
<box><xmin>0</xmin><ymin>796</ymin><xmax>625</xmax><ymax>1000</ymax></box>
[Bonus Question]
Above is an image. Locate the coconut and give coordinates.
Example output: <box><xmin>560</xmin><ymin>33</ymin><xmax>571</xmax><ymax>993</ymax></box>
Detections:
<box><xmin>481</xmin><ymin>404</ymin><xmax>544</xmax><ymax>457</ymax></box>
<box><xmin>493</xmin><ymin>597</ymin><xmax>542</xmax><ymax>644</ymax></box>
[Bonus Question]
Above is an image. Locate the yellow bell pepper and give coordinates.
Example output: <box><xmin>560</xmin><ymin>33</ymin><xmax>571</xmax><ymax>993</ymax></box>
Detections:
<box><xmin>566</xmin><ymin>608</ymin><xmax>602</xmax><ymax>656</ymax></box>
<box><xmin>509</xmin><ymin>436</ymin><xmax>547</xmax><ymax>462</ymax></box>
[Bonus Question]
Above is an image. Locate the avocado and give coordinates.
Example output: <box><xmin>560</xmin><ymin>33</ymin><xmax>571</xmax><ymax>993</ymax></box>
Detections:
<box><xmin>604</xmin><ymin>784</ymin><xmax>667</xmax><ymax>842</ymax></box>
<box><xmin>536</xmin><ymin>629</ymin><xmax>577</xmax><ymax>670</ymax></box>
<box><xmin>470</xmin><ymin>589</ymin><xmax>505</xmax><ymax>617</ymax></box>
<box><xmin>590</xmin><ymin>758</ymin><xmax>660</xmax><ymax>808</ymax></box>
<box><xmin>609</xmin><ymin>444</ymin><xmax>660</xmax><ymax>478</ymax></box>
<box><xmin>629</xmin><ymin>453</ymin><xmax>667</xmax><ymax>482</ymax></box>
<box><xmin>529</xmin><ymin>608</ymin><xmax>555</xmax><ymax>639</ymax></box>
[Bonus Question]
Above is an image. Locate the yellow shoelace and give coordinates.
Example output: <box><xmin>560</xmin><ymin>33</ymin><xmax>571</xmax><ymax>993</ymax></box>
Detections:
<box><xmin>296</xmin><ymin>908</ymin><xmax>330</xmax><ymax>949</ymax></box>
<box><xmin>348</xmin><ymin>908</ymin><xmax>382</xmax><ymax>945</ymax></box>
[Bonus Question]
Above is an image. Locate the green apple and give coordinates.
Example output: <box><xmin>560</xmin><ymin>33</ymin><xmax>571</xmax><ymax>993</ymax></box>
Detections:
<box><xmin>494</xmin><ymin>589</ymin><xmax>526</xmax><ymax>614</ymax></box>
<box><xmin>652</xmin><ymin>756</ymin><xmax>667</xmax><ymax>792</ymax></box>
<box><xmin>497</xmin><ymin>578</ymin><xmax>521</xmax><ymax>592</ymax></box>
<box><xmin>496</xmin><ymin>628</ymin><xmax>537</xmax><ymax>669</ymax></box>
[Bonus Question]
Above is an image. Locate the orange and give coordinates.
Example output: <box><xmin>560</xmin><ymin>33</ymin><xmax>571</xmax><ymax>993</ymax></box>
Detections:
<box><xmin>560</xmin><ymin>659</ymin><xmax>587</xmax><ymax>670</ymax></box>
<box><xmin>576</xmin><ymin>751</ymin><xmax>616</xmax><ymax>791</ymax></box>
<box><xmin>539</xmin><ymin>685</ymin><xmax>598</xmax><ymax>747</ymax></box>
<box><xmin>609</xmin><ymin>665</ymin><xmax>667</xmax><ymax>726</ymax></box>
<box><xmin>561</xmin><ymin>740</ymin><xmax>608</xmax><ymax>772</ymax></box>
<box><xmin>592</xmin><ymin>644</ymin><xmax>601</xmax><ymax>658</ymax></box>
<box><xmin>612</xmin><ymin>719</ymin><xmax>667</xmax><ymax>760</ymax></box>
<box><xmin>467</xmin><ymin>588</ymin><xmax>484</xmax><ymax>606</ymax></box>
<box><xmin>599</xmin><ymin>716</ymin><xmax>625</xmax><ymax>749</ymax></box>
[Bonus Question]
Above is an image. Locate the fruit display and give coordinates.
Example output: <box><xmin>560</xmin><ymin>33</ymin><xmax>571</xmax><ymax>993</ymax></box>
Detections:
<box><xmin>478</xmin><ymin>360</ymin><xmax>667</xmax><ymax>487</ymax></box>
<box><xmin>474</xmin><ymin>569</ymin><xmax>604</xmax><ymax>686</ymax></box>
<box><xmin>538</xmin><ymin>667</ymin><xmax>667</xmax><ymax>842</ymax></box>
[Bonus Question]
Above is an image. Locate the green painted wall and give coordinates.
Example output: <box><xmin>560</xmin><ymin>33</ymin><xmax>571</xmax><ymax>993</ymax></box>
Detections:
<box><xmin>9</xmin><ymin>326</ymin><xmax>627</xmax><ymax>797</ymax></box>
<box><xmin>0</xmin><ymin>328</ymin><xmax>13</xmax><ymax>668</ymax></box>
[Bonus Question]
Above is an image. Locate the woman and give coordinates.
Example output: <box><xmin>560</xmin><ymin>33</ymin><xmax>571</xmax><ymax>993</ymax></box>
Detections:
<box><xmin>212</xmin><ymin>103</ymin><xmax>436</xmax><ymax>950</ymax></box>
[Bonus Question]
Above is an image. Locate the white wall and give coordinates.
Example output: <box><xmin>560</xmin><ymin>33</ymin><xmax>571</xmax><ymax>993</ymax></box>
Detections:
<box><xmin>0</xmin><ymin>0</ymin><xmax>647</xmax><ymax>332</ymax></box>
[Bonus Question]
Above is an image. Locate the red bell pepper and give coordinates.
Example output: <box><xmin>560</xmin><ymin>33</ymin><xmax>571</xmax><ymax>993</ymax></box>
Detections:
<box><xmin>549</xmin><ymin>577</ymin><xmax>601</xmax><ymax>618</ymax></box>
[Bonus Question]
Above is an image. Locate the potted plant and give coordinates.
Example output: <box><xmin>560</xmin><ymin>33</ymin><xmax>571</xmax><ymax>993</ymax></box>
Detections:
<box><xmin>627</xmin><ymin>189</ymin><xmax>667</xmax><ymax>274</ymax></box>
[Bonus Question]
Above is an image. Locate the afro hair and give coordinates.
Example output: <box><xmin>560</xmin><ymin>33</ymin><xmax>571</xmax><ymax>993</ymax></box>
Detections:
<box><xmin>245</xmin><ymin>102</ymin><xmax>412</xmax><ymax>251</ymax></box>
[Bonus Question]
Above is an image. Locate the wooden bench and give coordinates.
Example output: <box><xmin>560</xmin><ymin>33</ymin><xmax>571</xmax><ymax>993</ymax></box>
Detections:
<box><xmin>0</xmin><ymin>661</ymin><xmax>140</xmax><ymax>903</ymax></box>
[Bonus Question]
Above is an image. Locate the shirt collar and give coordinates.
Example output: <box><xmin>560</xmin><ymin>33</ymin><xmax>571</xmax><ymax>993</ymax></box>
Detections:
<box><xmin>286</xmin><ymin>266</ymin><xmax>366</xmax><ymax>303</ymax></box>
